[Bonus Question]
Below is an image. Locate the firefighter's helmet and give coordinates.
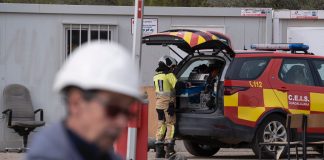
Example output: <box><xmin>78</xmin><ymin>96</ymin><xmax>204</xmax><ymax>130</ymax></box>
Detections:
<box><xmin>158</xmin><ymin>55</ymin><xmax>177</xmax><ymax>68</ymax></box>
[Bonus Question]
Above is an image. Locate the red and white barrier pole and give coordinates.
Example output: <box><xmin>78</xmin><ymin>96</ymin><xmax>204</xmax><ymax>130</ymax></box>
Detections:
<box><xmin>115</xmin><ymin>101</ymin><xmax>148</xmax><ymax>160</ymax></box>
<box><xmin>115</xmin><ymin>0</ymin><xmax>145</xmax><ymax>160</ymax></box>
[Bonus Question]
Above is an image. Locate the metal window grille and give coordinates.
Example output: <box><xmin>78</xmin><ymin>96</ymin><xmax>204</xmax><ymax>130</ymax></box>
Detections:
<box><xmin>64</xmin><ymin>24</ymin><xmax>114</xmax><ymax>57</ymax></box>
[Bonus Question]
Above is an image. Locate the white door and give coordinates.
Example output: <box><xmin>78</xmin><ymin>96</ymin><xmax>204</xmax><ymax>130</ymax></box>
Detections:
<box><xmin>287</xmin><ymin>27</ymin><xmax>324</xmax><ymax>56</ymax></box>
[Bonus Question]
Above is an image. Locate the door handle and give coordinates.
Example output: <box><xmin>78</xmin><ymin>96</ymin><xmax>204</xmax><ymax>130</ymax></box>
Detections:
<box><xmin>277</xmin><ymin>87</ymin><xmax>289</xmax><ymax>92</ymax></box>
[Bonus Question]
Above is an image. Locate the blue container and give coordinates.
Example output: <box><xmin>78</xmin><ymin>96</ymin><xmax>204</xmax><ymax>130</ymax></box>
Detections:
<box><xmin>177</xmin><ymin>85</ymin><xmax>205</xmax><ymax>103</ymax></box>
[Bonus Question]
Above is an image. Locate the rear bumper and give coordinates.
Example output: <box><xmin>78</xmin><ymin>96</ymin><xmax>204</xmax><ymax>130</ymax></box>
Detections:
<box><xmin>176</xmin><ymin>112</ymin><xmax>255</xmax><ymax>144</ymax></box>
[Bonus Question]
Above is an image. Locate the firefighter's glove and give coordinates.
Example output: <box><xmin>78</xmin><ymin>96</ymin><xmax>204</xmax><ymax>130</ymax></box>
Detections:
<box><xmin>167</xmin><ymin>102</ymin><xmax>175</xmax><ymax>116</ymax></box>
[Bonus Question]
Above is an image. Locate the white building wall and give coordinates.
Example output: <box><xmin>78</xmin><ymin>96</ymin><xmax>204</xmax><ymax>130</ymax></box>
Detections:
<box><xmin>0</xmin><ymin>3</ymin><xmax>270</xmax><ymax>148</ymax></box>
<box><xmin>0</xmin><ymin>12</ymin><xmax>134</xmax><ymax>149</ymax></box>
<box><xmin>274</xmin><ymin>10</ymin><xmax>324</xmax><ymax>55</ymax></box>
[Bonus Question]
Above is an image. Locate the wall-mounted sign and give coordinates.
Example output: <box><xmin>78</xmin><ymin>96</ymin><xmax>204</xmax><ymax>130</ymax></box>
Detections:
<box><xmin>131</xmin><ymin>18</ymin><xmax>158</xmax><ymax>36</ymax></box>
<box><xmin>291</xmin><ymin>10</ymin><xmax>318</xmax><ymax>19</ymax></box>
<box><xmin>241</xmin><ymin>8</ymin><xmax>271</xmax><ymax>17</ymax></box>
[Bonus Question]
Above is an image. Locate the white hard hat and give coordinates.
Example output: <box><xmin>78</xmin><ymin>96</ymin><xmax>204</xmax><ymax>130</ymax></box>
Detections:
<box><xmin>158</xmin><ymin>55</ymin><xmax>177</xmax><ymax>68</ymax></box>
<box><xmin>53</xmin><ymin>41</ymin><xmax>141</xmax><ymax>100</ymax></box>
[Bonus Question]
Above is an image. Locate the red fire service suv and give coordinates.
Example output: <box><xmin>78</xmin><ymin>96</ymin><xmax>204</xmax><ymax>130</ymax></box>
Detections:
<box><xmin>143</xmin><ymin>29</ymin><xmax>324</xmax><ymax>158</ymax></box>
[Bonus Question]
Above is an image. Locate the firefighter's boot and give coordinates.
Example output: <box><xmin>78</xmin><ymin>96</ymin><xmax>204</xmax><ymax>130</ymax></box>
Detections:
<box><xmin>155</xmin><ymin>142</ymin><xmax>166</xmax><ymax>158</ymax></box>
<box><xmin>165</xmin><ymin>143</ymin><xmax>176</xmax><ymax>158</ymax></box>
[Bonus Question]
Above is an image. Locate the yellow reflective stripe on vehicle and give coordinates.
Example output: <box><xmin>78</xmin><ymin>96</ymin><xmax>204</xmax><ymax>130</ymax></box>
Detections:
<box><xmin>274</xmin><ymin>90</ymin><xmax>289</xmax><ymax>108</ymax></box>
<box><xmin>310</xmin><ymin>93</ymin><xmax>324</xmax><ymax>112</ymax></box>
<box><xmin>183</xmin><ymin>32</ymin><xmax>208</xmax><ymax>47</ymax></box>
<box><xmin>263</xmin><ymin>89</ymin><xmax>288</xmax><ymax>108</ymax></box>
<box><xmin>204</xmin><ymin>31</ymin><xmax>218</xmax><ymax>40</ymax></box>
<box><xmin>198</xmin><ymin>35</ymin><xmax>206</xmax><ymax>45</ymax></box>
<box><xmin>169</xmin><ymin>32</ymin><xmax>178</xmax><ymax>36</ymax></box>
<box><xmin>183</xmin><ymin>32</ymin><xmax>192</xmax><ymax>45</ymax></box>
<box><xmin>158</xmin><ymin>31</ymin><xmax>222</xmax><ymax>48</ymax></box>
<box><xmin>211</xmin><ymin>34</ymin><xmax>217</xmax><ymax>40</ymax></box>
<box><xmin>238</xmin><ymin>107</ymin><xmax>265</xmax><ymax>122</ymax></box>
<box><xmin>289</xmin><ymin>109</ymin><xmax>310</xmax><ymax>115</ymax></box>
<box><xmin>224</xmin><ymin>89</ymin><xmax>324</xmax><ymax>123</ymax></box>
<box><xmin>224</xmin><ymin>93</ymin><xmax>238</xmax><ymax>107</ymax></box>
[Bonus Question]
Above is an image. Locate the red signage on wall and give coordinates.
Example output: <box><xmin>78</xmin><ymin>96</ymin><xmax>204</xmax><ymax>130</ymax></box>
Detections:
<box><xmin>138</xmin><ymin>0</ymin><xmax>143</xmax><ymax>19</ymax></box>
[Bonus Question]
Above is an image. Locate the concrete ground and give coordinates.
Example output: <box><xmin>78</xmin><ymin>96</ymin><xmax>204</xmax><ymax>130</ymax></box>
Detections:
<box><xmin>0</xmin><ymin>140</ymin><xmax>321</xmax><ymax>160</ymax></box>
<box><xmin>0</xmin><ymin>149</ymin><xmax>321</xmax><ymax>160</ymax></box>
<box><xmin>148</xmin><ymin>148</ymin><xmax>322</xmax><ymax>160</ymax></box>
<box><xmin>0</xmin><ymin>149</ymin><xmax>260</xmax><ymax>160</ymax></box>
<box><xmin>0</xmin><ymin>153</ymin><xmax>23</xmax><ymax>160</ymax></box>
<box><xmin>148</xmin><ymin>148</ymin><xmax>257</xmax><ymax>160</ymax></box>
<box><xmin>147</xmin><ymin>141</ymin><xmax>322</xmax><ymax>160</ymax></box>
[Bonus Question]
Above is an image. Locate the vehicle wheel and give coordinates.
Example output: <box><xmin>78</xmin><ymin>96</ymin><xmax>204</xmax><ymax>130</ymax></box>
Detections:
<box><xmin>252</xmin><ymin>115</ymin><xmax>288</xmax><ymax>159</ymax></box>
<box><xmin>183</xmin><ymin>140</ymin><xmax>220</xmax><ymax>157</ymax></box>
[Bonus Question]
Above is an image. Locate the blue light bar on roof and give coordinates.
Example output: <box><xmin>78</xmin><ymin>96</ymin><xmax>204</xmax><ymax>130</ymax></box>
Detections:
<box><xmin>251</xmin><ymin>43</ymin><xmax>309</xmax><ymax>51</ymax></box>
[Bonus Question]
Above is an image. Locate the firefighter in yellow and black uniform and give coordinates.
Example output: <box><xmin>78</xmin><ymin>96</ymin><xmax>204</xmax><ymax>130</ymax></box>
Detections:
<box><xmin>153</xmin><ymin>55</ymin><xmax>188</xmax><ymax>158</ymax></box>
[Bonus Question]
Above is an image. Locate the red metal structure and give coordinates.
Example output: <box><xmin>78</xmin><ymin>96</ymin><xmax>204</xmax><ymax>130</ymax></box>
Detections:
<box><xmin>115</xmin><ymin>102</ymin><xmax>148</xmax><ymax>160</ymax></box>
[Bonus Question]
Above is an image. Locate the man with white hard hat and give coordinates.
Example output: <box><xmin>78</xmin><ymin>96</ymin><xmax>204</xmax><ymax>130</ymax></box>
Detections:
<box><xmin>26</xmin><ymin>41</ymin><xmax>141</xmax><ymax>160</ymax></box>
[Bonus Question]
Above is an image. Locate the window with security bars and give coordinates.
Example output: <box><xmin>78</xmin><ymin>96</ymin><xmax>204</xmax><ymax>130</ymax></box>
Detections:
<box><xmin>64</xmin><ymin>24</ymin><xmax>116</xmax><ymax>57</ymax></box>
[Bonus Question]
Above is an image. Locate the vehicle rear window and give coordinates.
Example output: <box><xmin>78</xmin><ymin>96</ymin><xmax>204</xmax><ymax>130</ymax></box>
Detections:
<box><xmin>226</xmin><ymin>58</ymin><xmax>269</xmax><ymax>80</ymax></box>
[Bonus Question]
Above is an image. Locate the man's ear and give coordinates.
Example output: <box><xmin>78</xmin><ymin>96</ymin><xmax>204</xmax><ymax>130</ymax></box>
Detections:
<box><xmin>67</xmin><ymin>89</ymin><xmax>84</xmax><ymax>116</ymax></box>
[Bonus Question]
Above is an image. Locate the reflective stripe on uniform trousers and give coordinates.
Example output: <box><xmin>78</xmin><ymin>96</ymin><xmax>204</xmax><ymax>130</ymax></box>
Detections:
<box><xmin>155</xmin><ymin>95</ymin><xmax>176</xmax><ymax>142</ymax></box>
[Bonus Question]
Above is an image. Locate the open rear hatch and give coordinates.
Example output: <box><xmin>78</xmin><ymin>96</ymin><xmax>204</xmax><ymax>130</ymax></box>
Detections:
<box><xmin>142</xmin><ymin>29</ymin><xmax>235</xmax><ymax>57</ymax></box>
<box><xmin>143</xmin><ymin>29</ymin><xmax>235</xmax><ymax>113</ymax></box>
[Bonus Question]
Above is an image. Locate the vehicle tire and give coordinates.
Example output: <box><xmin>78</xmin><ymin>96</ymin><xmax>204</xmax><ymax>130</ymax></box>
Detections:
<box><xmin>183</xmin><ymin>140</ymin><xmax>220</xmax><ymax>157</ymax></box>
<box><xmin>252</xmin><ymin>115</ymin><xmax>288</xmax><ymax>159</ymax></box>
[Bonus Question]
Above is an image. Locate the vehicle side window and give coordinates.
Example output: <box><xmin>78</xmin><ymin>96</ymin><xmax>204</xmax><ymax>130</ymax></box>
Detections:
<box><xmin>179</xmin><ymin>60</ymin><xmax>210</xmax><ymax>81</ymax></box>
<box><xmin>279</xmin><ymin>59</ymin><xmax>315</xmax><ymax>86</ymax></box>
<box><xmin>226</xmin><ymin>58</ymin><xmax>269</xmax><ymax>80</ymax></box>
<box><xmin>312</xmin><ymin>60</ymin><xmax>324</xmax><ymax>86</ymax></box>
